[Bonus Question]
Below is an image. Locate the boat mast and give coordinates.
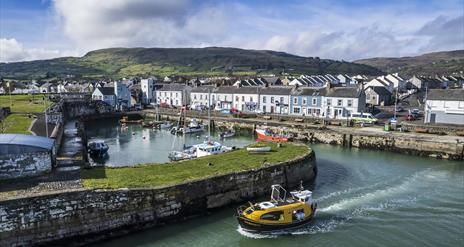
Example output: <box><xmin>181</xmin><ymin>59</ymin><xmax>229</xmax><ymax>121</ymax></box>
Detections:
<box><xmin>208</xmin><ymin>87</ymin><xmax>211</xmax><ymax>142</ymax></box>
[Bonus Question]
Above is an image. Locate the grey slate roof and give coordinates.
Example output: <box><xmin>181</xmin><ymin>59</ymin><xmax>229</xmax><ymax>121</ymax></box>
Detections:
<box><xmin>291</xmin><ymin>87</ymin><xmax>327</xmax><ymax>96</ymax></box>
<box><xmin>0</xmin><ymin>134</ymin><xmax>55</xmax><ymax>150</ymax></box>
<box><xmin>367</xmin><ymin>86</ymin><xmax>392</xmax><ymax>96</ymax></box>
<box><xmin>427</xmin><ymin>89</ymin><xmax>464</xmax><ymax>101</ymax></box>
<box><xmin>96</xmin><ymin>87</ymin><xmax>115</xmax><ymax>96</ymax></box>
<box><xmin>157</xmin><ymin>84</ymin><xmax>189</xmax><ymax>91</ymax></box>
<box><xmin>326</xmin><ymin>87</ymin><xmax>362</xmax><ymax>98</ymax></box>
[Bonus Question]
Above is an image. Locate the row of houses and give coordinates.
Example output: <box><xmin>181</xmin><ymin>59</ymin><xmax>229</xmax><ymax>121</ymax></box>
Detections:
<box><xmin>152</xmin><ymin>83</ymin><xmax>366</xmax><ymax>119</ymax></box>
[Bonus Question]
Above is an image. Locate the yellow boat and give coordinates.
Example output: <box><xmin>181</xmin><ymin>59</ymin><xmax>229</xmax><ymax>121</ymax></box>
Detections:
<box><xmin>236</xmin><ymin>184</ymin><xmax>317</xmax><ymax>232</ymax></box>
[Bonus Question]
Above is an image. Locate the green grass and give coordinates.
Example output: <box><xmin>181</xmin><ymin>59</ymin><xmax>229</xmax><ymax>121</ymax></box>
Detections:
<box><xmin>0</xmin><ymin>94</ymin><xmax>51</xmax><ymax>113</ymax></box>
<box><xmin>81</xmin><ymin>142</ymin><xmax>310</xmax><ymax>189</ymax></box>
<box><xmin>1</xmin><ymin>114</ymin><xmax>33</xmax><ymax>134</ymax></box>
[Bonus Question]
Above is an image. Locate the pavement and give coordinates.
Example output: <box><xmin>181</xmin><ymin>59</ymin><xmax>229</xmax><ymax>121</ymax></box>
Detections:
<box><xmin>31</xmin><ymin>113</ymin><xmax>56</xmax><ymax>137</ymax></box>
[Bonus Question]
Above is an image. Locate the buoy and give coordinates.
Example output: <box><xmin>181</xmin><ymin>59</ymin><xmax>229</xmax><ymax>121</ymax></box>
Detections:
<box><xmin>143</xmin><ymin>136</ymin><xmax>146</xmax><ymax>139</ymax></box>
<box><xmin>132</xmin><ymin>132</ymin><xmax>135</xmax><ymax>135</ymax></box>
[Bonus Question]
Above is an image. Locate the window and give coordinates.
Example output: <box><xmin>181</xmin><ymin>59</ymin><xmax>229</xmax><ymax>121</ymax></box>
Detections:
<box><xmin>347</xmin><ymin>100</ymin><xmax>353</xmax><ymax>107</ymax></box>
<box><xmin>249</xmin><ymin>97</ymin><xmax>253</xmax><ymax>102</ymax></box>
<box><xmin>327</xmin><ymin>99</ymin><xmax>331</xmax><ymax>106</ymax></box>
<box><xmin>293</xmin><ymin>107</ymin><xmax>301</xmax><ymax>114</ymax></box>
<box><xmin>312</xmin><ymin>98</ymin><xmax>317</xmax><ymax>105</ymax></box>
<box><xmin>225</xmin><ymin>95</ymin><xmax>228</xmax><ymax>101</ymax></box>
<box><xmin>176</xmin><ymin>92</ymin><xmax>178</xmax><ymax>97</ymax></box>
<box><xmin>170</xmin><ymin>92</ymin><xmax>173</xmax><ymax>97</ymax></box>
<box><xmin>164</xmin><ymin>92</ymin><xmax>167</xmax><ymax>97</ymax></box>
<box><xmin>260</xmin><ymin>211</ymin><xmax>284</xmax><ymax>221</ymax></box>
<box><xmin>212</xmin><ymin>95</ymin><xmax>215</xmax><ymax>101</ymax></box>
<box><xmin>302</xmin><ymin>98</ymin><xmax>307</xmax><ymax>105</ymax></box>
<box><xmin>263</xmin><ymin>96</ymin><xmax>267</xmax><ymax>103</ymax></box>
<box><xmin>242</xmin><ymin>96</ymin><xmax>245</xmax><ymax>101</ymax></box>
<box><xmin>280</xmin><ymin>97</ymin><xmax>284</xmax><ymax>104</ymax></box>
<box><xmin>200</xmin><ymin>95</ymin><xmax>203</xmax><ymax>100</ymax></box>
<box><xmin>293</xmin><ymin>97</ymin><xmax>298</xmax><ymax>104</ymax></box>
<box><xmin>194</xmin><ymin>95</ymin><xmax>197</xmax><ymax>100</ymax></box>
<box><xmin>271</xmin><ymin>97</ymin><xmax>274</xmax><ymax>103</ymax></box>
<box><xmin>337</xmin><ymin>99</ymin><xmax>342</xmax><ymax>106</ymax></box>
<box><xmin>236</xmin><ymin>96</ymin><xmax>239</xmax><ymax>101</ymax></box>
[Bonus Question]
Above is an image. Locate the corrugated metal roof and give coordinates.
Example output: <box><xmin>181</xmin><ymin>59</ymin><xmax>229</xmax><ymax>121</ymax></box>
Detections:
<box><xmin>0</xmin><ymin>134</ymin><xmax>55</xmax><ymax>150</ymax></box>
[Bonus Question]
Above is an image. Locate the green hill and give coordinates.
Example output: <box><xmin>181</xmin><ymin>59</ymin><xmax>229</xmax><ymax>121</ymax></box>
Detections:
<box><xmin>354</xmin><ymin>50</ymin><xmax>464</xmax><ymax>77</ymax></box>
<box><xmin>0</xmin><ymin>47</ymin><xmax>382</xmax><ymax>80</ymax></box>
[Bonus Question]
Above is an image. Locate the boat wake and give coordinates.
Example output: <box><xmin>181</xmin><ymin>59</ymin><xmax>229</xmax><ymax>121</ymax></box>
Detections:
<box><xmin>238</xmin><ymin>168</ymin><xmax>435</xmax><ymax>238</ymax></box>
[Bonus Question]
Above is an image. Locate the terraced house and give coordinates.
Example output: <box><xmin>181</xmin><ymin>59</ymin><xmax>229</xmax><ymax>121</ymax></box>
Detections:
<box><xmin>259</xmin><ymin>87</ymin><xmax>292</xmax><ymax>114</ymax></box>
<box><xmin>322</xmin><ymin>85</ymin><xmax>366</xmax><ymax>119</ymax></box>
<box><xmin>156</xmin><ymin>84</ymin><xmax>191</xmax><ymax>107</ymax></box>
<box><xmin>290</xmin><ymin>87</ymin><xmax>326</xmax><ymax>117</ymax></box>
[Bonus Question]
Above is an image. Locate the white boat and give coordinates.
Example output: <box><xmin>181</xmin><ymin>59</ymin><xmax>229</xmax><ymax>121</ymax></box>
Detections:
<box><xmin>168</xmin><ymin>147</ymin><xmax>196</xmax><ymax>161</ymax></box>
<box><xmin>171</xmin><ymin>119</ymin><xmax>204</xmax><ymax>134</ymax></box>
<box><xmin>194</xmin><ymin>141</ymin><xmax>232</xmax><ymax>157</ymax></box>
<box><xmin>219</xmin><ymin>129</ymin><xmax>235</xmax><ymax>138</ymax></box>
<box><xmin>246</xmin><ymin>146</ymin><xmax>272</xmax><ymax>152</ymax></box>
<box><xmin>159</xmin><ymin>122</ymin><xmax>173</xmax><ymax>129</ymax></box>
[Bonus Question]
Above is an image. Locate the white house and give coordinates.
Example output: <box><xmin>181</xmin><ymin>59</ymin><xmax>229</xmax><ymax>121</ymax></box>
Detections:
<box><xmin>259</xmin><ymin>87</ymin><xmax>292</xmax><ymax>114</ymax></box>
<box><xmin>424</xmin><ymin>89</ymin><xmax>464</xmax><ymax>125</ymax></box>
<box><xmin>92</xmin><ymin>87</ymin><xmax>116</xmax><ymax>107</ymax></box>
<box><xmin>232</xmin><ymin>86</ymin><xmax>260</xmax><ymax>112</ymax></box>
<box><xmin>190</xmin><ymin>86</ymin><xmax>214</xmax><ymax>109</ymax></box>
<box><xmin>141</xmin><ymin>78</ymin><xmax>155</xmax><ymax>105</ymax></box>
<box><xmin>365</xmin><ymin>77</ymin><xmax>394</xmax><ymax>93</ymax></box>
<box><xmin>322</xmin><ymin>85</ymin><xmax>366</xmax><ymax>119</ymax></box>
<box><xmin>385</xmin><ymin>73</ymin><xmax>407</xmax><ymax>91</ymax></box>
<box><xmin>155</xmin><ymin>84</ymin><xmax>190</xmax><ymax>107</ymax></box>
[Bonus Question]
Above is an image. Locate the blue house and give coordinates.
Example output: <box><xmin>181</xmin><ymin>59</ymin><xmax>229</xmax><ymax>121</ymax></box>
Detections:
<box><xmin>290</xmin><ymin>87</ymin><xmax>326</xmax><ymax>117</ymax></box>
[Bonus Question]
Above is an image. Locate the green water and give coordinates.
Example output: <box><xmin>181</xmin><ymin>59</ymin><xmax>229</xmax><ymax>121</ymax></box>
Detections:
<box><xmin>85</xmin><ymin>119</ymin><xmax>254</xmax><ymax>166</ymax></box>
<box><xmin>87</xmin><ymin>121</ymin><xmax>464</xmax><ymax>247</ymax></box>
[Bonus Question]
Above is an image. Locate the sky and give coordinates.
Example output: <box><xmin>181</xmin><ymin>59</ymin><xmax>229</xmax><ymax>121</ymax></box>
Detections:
<box><xmin>0</xmin><ymin>0</ymin><xmax>463</xmax><ymax>63</ymax></box>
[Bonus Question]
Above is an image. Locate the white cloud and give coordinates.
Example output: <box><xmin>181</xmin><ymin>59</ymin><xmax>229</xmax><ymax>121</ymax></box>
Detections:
<box><xmin>0</xmin><ymin>38</ymin><xmax>77</xmax><ymax>63</ymax></box>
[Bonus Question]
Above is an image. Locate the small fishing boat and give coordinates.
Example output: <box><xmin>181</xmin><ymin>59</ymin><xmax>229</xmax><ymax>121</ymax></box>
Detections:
<box><xmin>255</xmin><ymin>128</ymin><xmax>292</xmax><ymax>142</ymax></box>
<box><xmin>246</xmin><ymin>146</ymin><xmax>272</xmax><ymax>152</ymax></box>
<box><xmin>236</xmin><ymin>183</ymin><xmax>317</xmax><ymax>233</ymax></box>
<box><xmin>171</xmin><ymin>119</ymin><xmax>204</xmax><ymax>134</ymax></box>
<box><xmin>219</xmin><ymin>129</ymin><xmax>235</xmax><ymax>138</ymax></box>
<box><xmin>168</xmin><ymin>147</ymin><xmax>196</xmax><ymax>161</ymax></box>
<box><xmin>194</xmin><ymin>141</ymin><xmax>232</xmax><ymax>157</ymax></box>
<box><xmin>159</xmin><ymin>121</ymin><xmax>173</xmax><ymax>129</ymax></box>
<box><xmin>119</xmin><ymin>116</ymin><xmax>143</xmax><ymax>124</ymax></box>
<box><xmin>87</xmin><ymin>140</ymin><xmax>109</xmax><ymax>156</ymax></box>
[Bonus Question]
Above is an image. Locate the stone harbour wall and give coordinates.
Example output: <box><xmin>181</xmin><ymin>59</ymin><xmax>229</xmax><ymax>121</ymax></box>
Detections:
<box><xmin>0</xmin><ymin>149</ymin><xmax>316</xmax><ymax>246</ymax></box>
<box><xmin>0</xmin><ymin>152</ymin><xmax>52</xmax><ymax>180</ymax></box>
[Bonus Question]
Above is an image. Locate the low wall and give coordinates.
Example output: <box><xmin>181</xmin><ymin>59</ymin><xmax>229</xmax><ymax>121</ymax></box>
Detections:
<box><xmin>0</xmin><ymin>152</ymin><xmax>52</xmax><ymax>180</ymax></box>
<box><xmin>0</xmin><ymin>149</ymin><xmax>316</xmax><ymax>246</ymax></box>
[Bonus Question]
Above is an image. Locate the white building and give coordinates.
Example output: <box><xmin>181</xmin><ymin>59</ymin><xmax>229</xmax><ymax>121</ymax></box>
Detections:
<box><xmin>141</xmin><ymin>78</ymin><xmax>155</xmax><ymax>105</ymax></box>
<box><xmin>322</xmin><ymin>85</ymin><xmax>366</xmax><ymax>119</ymax></box>
<box><xmin>259</xmin><ymin>87</ymin><xmax>292</xmax><ymax>114</ymax></box>
<box><xmin>424</xmin><ymin>89</ymin><xmax>464</xmax><ymax>125</ymax></box>
<box><xmin>232</xmin><ymin>86</ymin><xmax>260</xmax><ymax>112</ymax></box>
<box><xmin>385</xmin><ymin>73</ymin><xmax>407</xmax><ymax>91</ymax></box>
<box><xmin>365</xmin><ymin>77</ymin><xmax>394</xmax><ymax>93</ymax></box>
<box><xmin>156</xmin><ymin>84</ymin><xmax>190</xmax><ymax>107</ymax></box>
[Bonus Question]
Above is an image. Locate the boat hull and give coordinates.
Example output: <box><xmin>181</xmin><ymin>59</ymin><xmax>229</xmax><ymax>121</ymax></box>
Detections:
<box><xmin>236</xmin><ymin>212</ymin><xmax>315</xmax><ymax>233</ymax></box>
<box><xmin>255</xmin><ymin>129</ymin><xmax>289</xmax><ymax>142</ymax></box>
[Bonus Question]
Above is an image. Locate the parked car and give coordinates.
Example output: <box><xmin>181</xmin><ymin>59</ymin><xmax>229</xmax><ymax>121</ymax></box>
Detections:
<box><xmin>389</xmin><ymin>117</ymin><xmax>398</xmax><ymax>124</ymax></box>
<box><xmin>405</xmin><ymin>114</ymin><xmax>416</xmax><ymax>121</ymax></box>
<box><xmin>410</xmin><ymin>108</ymin><xmax>421</xmax><ymax>117</ymax></box>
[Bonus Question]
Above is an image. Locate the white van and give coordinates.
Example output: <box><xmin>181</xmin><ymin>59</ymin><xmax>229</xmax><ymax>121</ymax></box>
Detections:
<box><xmin>350</xmin><ymin>112</ymin><xmax>378</xmax><ymax>124</ymax></box>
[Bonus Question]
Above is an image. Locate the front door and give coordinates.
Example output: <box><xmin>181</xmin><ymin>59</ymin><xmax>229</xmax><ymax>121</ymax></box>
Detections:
<box><xmin>263</xmin><ymin>105</ymin><xmax>266</xmax><ymax>113</ymax></box>
<box><xmin>430</xmin><ymin>113</ymin><xmax>436</xmax><ymax>123</ymax></box>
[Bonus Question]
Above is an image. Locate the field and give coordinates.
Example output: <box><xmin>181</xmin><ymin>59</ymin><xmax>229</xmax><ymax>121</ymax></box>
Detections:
<box><xmin>0</xmin><ymin>114</ymin><xmax>33</xmax><ymax>134</ymax></box>
<box><xmin>0</xmin><ymin>94</ymin><xmax>51</xmax><ymax>134</ymax></box>
<box><xmin>81</xmin><ymin>142</ymin><xmax>310</xmax><ymax>189</ymax></box>
<box><xmin>0</xmin><ymin>94</ymin><xmax>51</xmax><ymax>113</ymax></box>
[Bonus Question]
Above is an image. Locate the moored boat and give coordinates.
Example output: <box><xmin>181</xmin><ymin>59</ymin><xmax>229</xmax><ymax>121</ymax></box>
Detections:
<box><xmin>255</xmin><ymin>128</ymin><xmax>292</xmax><ymax>142</ymax></box>
<box><xmin>219</xmin><ymin>129</ymin><xmax>235</xmax><ymax>138</ymax></box>
<box><xmin>159</xmin><ymin>121</ymin><xmax>173</xmax><ymax>129</ymax></box>
<box><xmin>119</xmin><ymin>116</ymin><xmax>143</xmax><ymax>124</ymax></box>
<box><xmin>87</xmin><ymin>140</ymin><xmax>109</xmax><ymax>156</ymax></box>
<box><xmin>236</xmin><ymin>184</ymin><xmax>317</xmax><ymax>233</ymax></box>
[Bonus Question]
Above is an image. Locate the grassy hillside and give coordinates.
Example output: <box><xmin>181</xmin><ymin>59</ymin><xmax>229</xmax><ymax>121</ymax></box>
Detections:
<box><xmin>354</xmin><ymin>50</ymin><xmax>464</xmax><ymax>76</ymax></box>
<box><xmin>0</xmin><ymin>47</ymin><xmax>382</xmax><ymax>79</ymax></box>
